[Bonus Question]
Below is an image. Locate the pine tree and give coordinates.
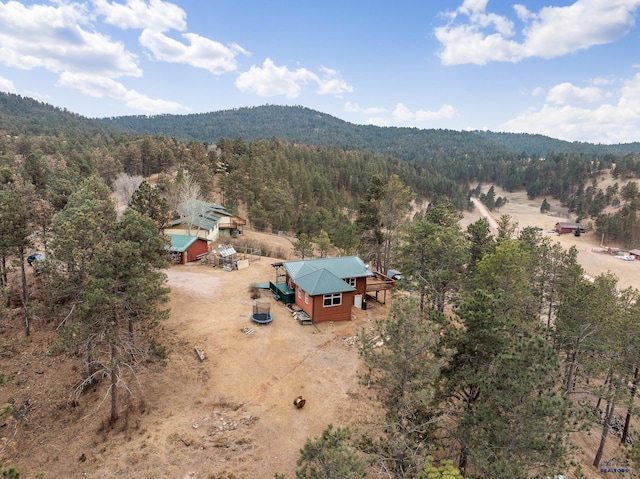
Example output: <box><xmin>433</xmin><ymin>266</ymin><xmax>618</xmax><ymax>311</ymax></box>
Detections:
<box><xmin>417</xmin><ymin>456</ymin><xmax>463</xmax><ymax>479</ymax></box>
<box><xmin>359</xmin><ymin>298</ymin><xmax>450</xmax><ymax>478</ymax></box>
<box><xmin>396</xmin><ymin>203</ymin><xmax>468</xmax><ymax>312</ymax></box>
<box><xmin>541</xmin><ymin>198</ymin><xmax>551</xmax><ymax>213</ymax></box>
<box><xmin>293</xmin><ymin>233</ymin><xmax>314</xmax><ymax>259</ymax></box>
<box><xmin>313</xmin><ymin>230</ymin><xmax>333</xmax><ymax>258</ymax></box>
<box><xmin>129</xmin><ymin>180</ymin><xmax>170</xmax><ymax>231</ymax></box>
<box><xmin>0</xmin><ymin>178</ymin><xmax>35</xmax><ymax>335</ymax></box>
<box><xmin>75</xmin><ymin>209</ymin><xmax>169</xmax><ymax>422</ymax></box>
<box><xmin>292</xmin><ymin>425</ymin><xmax>366</xmax><ymax>479</ymax></box>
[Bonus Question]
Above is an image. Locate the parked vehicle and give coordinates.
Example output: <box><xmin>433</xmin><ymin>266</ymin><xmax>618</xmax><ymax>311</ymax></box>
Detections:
<box><xmin>26</xmin><ymin>253</ymin><xmax>45</xmax><ymax>265</ymax></box>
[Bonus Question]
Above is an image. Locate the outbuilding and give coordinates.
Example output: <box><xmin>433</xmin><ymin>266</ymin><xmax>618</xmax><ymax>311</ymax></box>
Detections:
<box><xmin>555</xmin><ymin>222</ymin><xmax>585</xmax><ymax>235</ymax></box>
<box><xmin>166</xmin><ymin>234</ymin><xmax>210</xmax><ymax>264</ymax></box>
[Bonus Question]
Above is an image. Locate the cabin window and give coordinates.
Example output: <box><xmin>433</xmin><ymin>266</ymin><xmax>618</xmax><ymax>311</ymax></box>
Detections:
<box><xmin>305</xmin><ymin>292</ymin><xmax>309</xmax><ymax>304</ymax></box>
<box><xmin>298</xmin><ymin>287</ymin><xmax>302</xmax><ymax>299</ymax></box>
<box><xmin>346</xmin><ymin>277</ymin><xmax>356</xmax><ymax>287</ymax></box>
<box><xmin>323</xmin><ymin>292</ymin><xmax>342</xmax><ymax>307</ymax></box>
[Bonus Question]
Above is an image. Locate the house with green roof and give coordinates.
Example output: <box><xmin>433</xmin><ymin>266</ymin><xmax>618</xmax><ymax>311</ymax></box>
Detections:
<box><xmin>274</xmin><ymin>256</ymin><xmax>375</xmax><ymax>323</ymax></box>
<box><xmin>166</xmin><ymin>234</ymin><xmax>210</xmax><ymax>264</ymax></box>
<box><xmin>164</xmin><ymin>200</ymin><xmax>246</xmax><ymax>241</ymax></box>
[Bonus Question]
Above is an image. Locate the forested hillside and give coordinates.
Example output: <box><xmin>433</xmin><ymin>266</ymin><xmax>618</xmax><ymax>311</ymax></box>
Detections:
<box><xmin>0</xmin><ymin>92</ymin><xmax>126</xmax><ymax>137</ymax></box>
<box><xmin>474</xmin><ymin>130</ymin><xmax>640</xmax><ymax>157</ymax></box>
<box><xmin>104</xmin><ymin>104</ymin><xmax>640</xmax><ymax>158</ymax></box>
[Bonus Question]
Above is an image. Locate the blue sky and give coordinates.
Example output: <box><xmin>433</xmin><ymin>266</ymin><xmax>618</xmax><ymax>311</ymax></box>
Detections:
<box><xmin>1</xmin><ymin>0</ymin><xmax>640</xmax><ymax>144</ymax></box>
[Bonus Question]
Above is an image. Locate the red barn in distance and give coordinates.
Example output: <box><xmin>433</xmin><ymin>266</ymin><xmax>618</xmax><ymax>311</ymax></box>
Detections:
<box><xmin>555</xmin><ymin>222</ymin><xmax>585</xmax><ymax>235</ymax></box>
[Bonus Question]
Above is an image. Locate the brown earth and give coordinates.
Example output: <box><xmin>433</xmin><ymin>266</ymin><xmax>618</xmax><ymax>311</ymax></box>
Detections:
<box><xmin>0</xmin><ymin>231</ymin><xmax>384</xmax><ymax>479</ymax></box>
<box><xmin>1</xmin><ymin>186</ymin><xmax>639</xmax><ymax>479</ymax></box>
<box><xmin>465</xmin><ymin>186</ymin><xmax>640</xmax><ymax>290</ymax></box>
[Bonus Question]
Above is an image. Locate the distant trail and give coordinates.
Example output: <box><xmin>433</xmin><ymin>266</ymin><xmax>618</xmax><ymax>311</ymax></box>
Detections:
<box><xmin>470</xmin><ymin>197</ymin><xmax>498</xmax><ymax>233</ymax></box>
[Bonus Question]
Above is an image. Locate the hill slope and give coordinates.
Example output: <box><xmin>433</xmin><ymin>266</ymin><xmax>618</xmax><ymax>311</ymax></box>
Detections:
<box><xmin>102</xmin><ymin>104</ymin><xmax>640</xmax><ymax>157</ymax></box>
<box><xmin>102</xmin><ymin>104</ymin><xmax>512</xmax><ymax>159</ymax></box>
<box><xmin>0</xmin><ymin>92</ymin><xmax>127</xmax><ymax>137</ymax></box>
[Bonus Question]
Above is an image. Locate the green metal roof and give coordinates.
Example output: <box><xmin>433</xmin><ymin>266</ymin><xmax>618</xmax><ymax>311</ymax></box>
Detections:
<box><xmin>166</xmin><ymin>234</ymin><xmax>200</xmax><ymax>252</ymax></box>
<box><xmin>295</xmin><ymin>269</ymin><xmax>356</xmax><ymax>296</ymax></box>
<box><xmin>283</xmin><ymin>256</ymin><xmax>374</xmax><ymax>281</ymax></box>
<box><xmin>177</xmin><ymin>200</ymin><xmax>232</xmax><ymax>218</ymax></box>
<box><xmin>170</xmin><ymin>212</ymin><xmax>221</xmax><ymax>231</ymax></box>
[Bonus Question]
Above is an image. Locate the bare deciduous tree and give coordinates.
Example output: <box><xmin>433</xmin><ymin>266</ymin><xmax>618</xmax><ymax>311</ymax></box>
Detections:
<box><xmin>176</xmin><ymin>172</ymin><xmax>204</xmax><ymax>235</ymax></box>
<box><xmin>112</xmin><ymin>173</ymin><xmax>143</xmax><ymax>215</ymax></box>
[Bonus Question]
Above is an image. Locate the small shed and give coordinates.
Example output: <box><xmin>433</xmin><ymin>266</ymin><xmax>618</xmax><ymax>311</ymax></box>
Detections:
<box><xmin>555</xmin><ymin>222</ymin><xmax>585</xmax><ymax>235</ymax></box>
<box><xmin>166</xmin><ymin>234</ymin><xmax>210</xmax><ymax>264</ymax></box>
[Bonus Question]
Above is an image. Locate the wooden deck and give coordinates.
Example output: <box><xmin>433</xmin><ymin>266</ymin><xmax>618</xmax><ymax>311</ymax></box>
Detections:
<box><xmin>366</xmin><ymin>271</ymin><xmax>396</xmax><ymax>292</ymax></box>
<box><xmin>366</xmin><ymin>272</ymin><xmax>396</xmax><ymax>304</ymax></box>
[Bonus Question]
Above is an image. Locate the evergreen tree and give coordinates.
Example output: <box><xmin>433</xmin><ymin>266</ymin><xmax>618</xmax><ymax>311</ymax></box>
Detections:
<box><xmin>129</xmin><ymin>180</ymin><xmax>170</xmax><ymax>231</ymax></box>
<box><xmin>396</xmin><ymin>203</ymin><xmax>468</xmax><ymax>312</ymax></box>
<box><xmin>496</xmin><ymin>214</ymin><xmax>518</xmax><ymax>241</ymax></box>
<box><xmin>293</xmin><ymin>233</ymin><xmax>314</xmax><ymax>259</ymax></box>
<box><xmin>313</xmin><ymin>230</ymin><xmax>333</xmax><ymax>258</ymax></box>
<box><xmin>442</xmin><ymin>239</ymin><xmax>569</xmax><ymax>476</ymax></box>
<box><xmin>379</xmin><ymin>175</ymin><xmax>414</xmax><ymax>277</ymax></box>
<box><xmin>417</xmin><ymin>457</ymin><xmax>463</xmax><ymax>479</ymax></box>
<box><xmin>465</xmin><ymin>217</ymin><xmax>495</xmax><ymax>272</ymax></box>
<box><xmin>291</xmin><ymin>425</ymin><xmax>367</xmax><ymax>479</ymax></box>
<box><xmin>482</xmin><ymin>185</ymin><xmax>496</xmax><ymax>210</ymax></box>
<box><xmin>460</xmin><ymin>333</ymin><xmax>570</xmax><ymax>478</ymax></box>
<box><xmin>540</xmin><ymin>198</ymin><xmax>551</xmax><ymax>213</ymax></box>
<box><xmin>0</xmin><ymin>179</ymin><xmax>35</xmax><ymax>335</ymax></box>
<box><xmin>356</xmin><ymin>175</ymin><xmax>385</xmax><ymax>271</ymax></box>
<box><xmin>75</xmin><ymin>209</ymin><xmax>169</xmax><ymax>422</ymax></box>
<box><xmin>49</xmin><ymin>175</ymin><xmax>116</xmax><ymax>297</ymax></box>
<box><xmin>359</xmin><ymin>298</ymin><xmax>450</xmax><ymax>478</ymax></box>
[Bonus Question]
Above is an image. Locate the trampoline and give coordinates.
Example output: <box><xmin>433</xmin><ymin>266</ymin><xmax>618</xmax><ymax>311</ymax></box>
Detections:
<box><xmin>251</xmin><ymin>301</ymin><xmax>273</xmax><ymax>324</ymax></box>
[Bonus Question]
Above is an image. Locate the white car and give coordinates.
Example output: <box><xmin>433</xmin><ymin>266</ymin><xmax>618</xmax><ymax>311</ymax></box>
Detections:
<box><xmin>618</xmin><ymin>254</ymin><xmax>635</xmax><ymax>261</ymax></box>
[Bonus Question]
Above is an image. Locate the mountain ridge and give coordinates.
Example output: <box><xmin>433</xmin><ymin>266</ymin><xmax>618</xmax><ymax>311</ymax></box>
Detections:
<box><xmin>102</xmin><ymin>104</ymin><xmax>640</xmax><ymax>158</ymax></box>
<box><xmin>2</xmin><ymin>92</ymin><xmax>639</xmax><ymax>157</ymax></box>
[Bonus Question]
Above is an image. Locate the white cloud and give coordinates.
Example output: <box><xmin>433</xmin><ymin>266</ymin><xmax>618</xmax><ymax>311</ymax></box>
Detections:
<box><xmin>513</xmin><ymin>4</ymin><xmax>533</xmax><ymax>22</ymax></box>
<box><xmin>436</xmin><ymin>0</ymin><xmax>640</xmax><ymax>65</ymax></box>
<box><xmin>364</xmin><ymin>106</ymin><xmax>387</xmax><ymax>115</ymax></box>
<box><xmin>57</xmin><ymin>71</ymin><xmax>188</xmax><ymax>113</ymax></box>
<box><xmin>366</xmin><ymin>117</ymin><xmax>390</xmax><ymax>127</ymax></box>
<box><xmin>393</xmin><ymin>103</ymin><xmax>458</xmax><ymax>122</ymax></box>
<box><xmin>344</xmin><ymin>101</ymin><xmax>360</xmax><ymax>112</ymax></box>
<box><xmin>344</xmin><ymin>102</ymin><xmax>386</xmax><ymax>114</ymax></box>
<box><xmin>236</xmin><ymin>58</ymin><xmax>352</xmax><ymax>99</ymax></box>
<box><xmin>0</xmin><ymin>76</ymin><xmax>15</xmax><ymax>92</ymax></box>
<box><xmin>590</xmin><ymin>76</ymin><xmax>615</xmax><ymax>86</ymax></box>
<box><xmin>123</xmin><ymin>88</ymin><xmax>190</xmax><ymax>112</ymax></box>
<box><xmin>546</xmin><ymin>82</ymin><xmax>603</xmax><ymax>104</ymax></box>
<box><xmin>94</xmin><ymin>0</ymin><xmax>187</xmax><ymax>32</ymax></box>
<box><xmin>139</xmin><ymin>30</ymin><xmax>248</xmax><ymax>74</ymax></box>
<box><xmin>0</xmin><ymin>1</ymin><xmax>141</xmax><ymax>76</ymax></box>
<box><xmin>0</xmin><ymin>0</ymin><xmax>248</xmax><ymax>112</ymax></box>
<box><xmin>236</xmin><ymin>59</ymin><xmax>316</xmax><ymax>98</ymax></box>
<box><xmin>316</xmin><ymin>66</ymin><xmax>353</xmax><ymax>96</ymax></box>
<box><xmin>501</xmin><ymin>73</ymin><xmax>640</xmax><ymax>143</ymax></box>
